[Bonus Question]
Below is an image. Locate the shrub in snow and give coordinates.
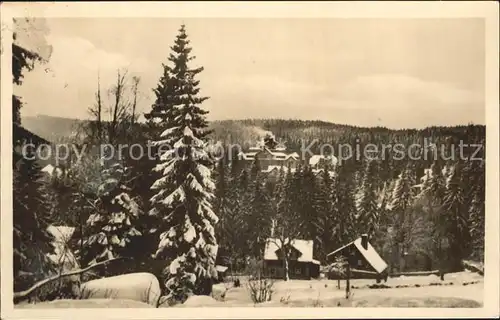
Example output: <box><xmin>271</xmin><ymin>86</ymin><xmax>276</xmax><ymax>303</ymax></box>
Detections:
<box><xmin>246</xmin><ymin>276</ymin><xmax>275</xmax><ymax>304</ymax></box>
<box><xmin>79</xmin><ymin>162</ymin><xmax>143</xmax><ymax>267</ymax></box>
<box><xmin>245</xmin><ymin>258</ymin><xmax>274</xmax><ymax>303</ymax></box>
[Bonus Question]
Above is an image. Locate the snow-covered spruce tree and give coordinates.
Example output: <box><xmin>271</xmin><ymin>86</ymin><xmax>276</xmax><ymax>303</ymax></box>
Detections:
<box><xmin>213</xmin><ymin>153</ymin><xmax>239</xmax><ymax>269</ymax></box>
<box><xmin>229</xmin><ymin>167</ymin><xmax>253</xmax><ymax>270</ymax></box>
<box><xmin>148</xmin><ymin>25</ymin><xmax>218</xmax><ymax>301</ymax></box>
<box><xmin>247</xmin><ymin>164</ymin><xmax>273</xmax><ymax>259</ymax></box>
<box><xmin>467</xmin><ymin>158</ymin><xmax>485</xmax><ymax>261</ymax></box>
<box><xmin>13</xmin><ymin>154</ymin><xmax>56</xmax><ymax>292</ymax></box>
<box><xmin>442</xmin><ymin>161</ymin><xmax>470</xmax><ymax>271</ymax></box>
<box><xmin>415</xmin><ymin>161</ymin><xmax>447</xmax><ymax>269</ymax></box>
<box><xmin>80</xmin><ymin>162</ymin><xmax>143</xmax><ymax>267</ymax></box>
<box><xmin>300</xmin><ymin>166</ymin><xmax>322</xmax><ymax>257</ymax></box>
<box><xmin>334</xmin><ymin>163</ymin><xmax>356</xmax><ymax>245</ymax></box>
<box><xmin>355</xmin><ymin>160</ymin><xmax>379</xmax><ymax>237</ymax></box>
<box><xmin>387</xmin><ymin>166</ymin><xmax>414</xmax><ymax>272</ymax></box>
<box><xmin>316</xmin><ymin>164</ymin><xmax>336</xmax><ymax>262</ymax></box>
<box><xmin>12</xmin><ymin>18</ymin><xmax>56</xmax><ymax>292</ymax></box>
<box><xmin>270</xmin><ymin>166</ymin><xmax>304</xmax><ymax>281</ymax></box>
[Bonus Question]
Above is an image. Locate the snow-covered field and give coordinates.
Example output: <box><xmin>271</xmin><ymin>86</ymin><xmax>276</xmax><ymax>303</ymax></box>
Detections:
<box><xmin>16</xmin><ymin>272</ymin><xmax>483</xmax><ymax>308</ymax></box>
<box><xmin>200</xmin><ymin>271</ymin><xmax>484</xmax><ymax>307</ymax></box>
<box><xmin>17</xmin><ymin>299</ymin><xmax>154</xmax><ymax>308</ymax></box>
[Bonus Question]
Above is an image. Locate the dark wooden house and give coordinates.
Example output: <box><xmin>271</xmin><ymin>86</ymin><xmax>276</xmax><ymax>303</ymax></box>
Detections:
<box><xmin>326</xmin><ymin>234</ymin><xmax>389</xmax><ymax>280</ymax></box>
<box><xmin>263</xmin><ymin>238</ymin><xmax>320</xmax><ymax>280</ymax></box>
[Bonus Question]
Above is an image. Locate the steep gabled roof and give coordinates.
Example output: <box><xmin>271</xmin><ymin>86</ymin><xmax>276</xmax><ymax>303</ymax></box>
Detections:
<box><xmin>327</xmin><ymin>237</ymin><xmax>388</xmax><ymax>274</ymax></box>
<box><xmin>286</xmin><ymin>152</ymin><xmax>299</xmax><ymax>159</ymax></box>
<box><xmin>264</xmin><ymin>238</ymin><xmax>320</xmax><ymax>264</ymax></box>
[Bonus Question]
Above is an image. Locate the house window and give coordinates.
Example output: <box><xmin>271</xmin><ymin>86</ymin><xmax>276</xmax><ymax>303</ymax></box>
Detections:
<box><xmin>295</xmin><ymin>268</ymin><xmax>302</xmax><ymax>275</ymax></box>
<box><xmin>358</xmin><ymin>259</ymin><xmax>363</xmax><ymax>267</ymax></box>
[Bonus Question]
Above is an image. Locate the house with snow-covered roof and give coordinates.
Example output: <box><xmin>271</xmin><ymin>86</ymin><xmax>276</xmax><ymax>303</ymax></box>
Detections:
<box><xmin>326</xmin><ymin>234</ymin><xmax>389</xmax><ymax>281</ymax></box>
<box><xmin>309</xmin><ymin>154</ymin><xmax>338</xmax><ymax>169</ymax></box>
<box><xmin>237</xmin><ymin>132</ymin><xmax>340</xmax><ymax>177</ymax></box>
<box><xmin>263</xmin><ymin>238</ymin><xmax>320</xmax><ymax>280</ymax></box>
<box><xmin>237</xmin><ymin>136</ymin><xmax>300</xmax><ymax>172</ymax></box>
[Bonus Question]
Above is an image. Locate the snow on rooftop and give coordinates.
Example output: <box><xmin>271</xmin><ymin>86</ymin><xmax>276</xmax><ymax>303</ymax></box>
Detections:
<box><xmin>264</xmin><ymin>238</ymin><xmax>315</xmax><ymax>263</ymax></box>
<box><xmin>353</xmin><ymin>238</ymin><xmax>388</xmax><ymax>274</ymax></box>
<box><xmin>261</xmin><ymin>165</ymin><xmax>286</xmax><ymax>173</ymax></box>
<box><xmin>327</xmin><ymin>237</ymin><xmax>388</xmax><ymax>274</ymax></box>
<box><xmin>271</xmin><ymin>152</ymin><xmax>288</xmax><ymax>158</ymax></box>
<box><xmin>309</xmin><ymin>155</ymin><xmax>324</xmax><ymax>166</ymax></box>
<box><xmin>261</xmin><ymin>166</ymin><xmax>279</xmax><ymax>173</ymax></box>
<box><xmin>216</xmin><ymin>265</ymin><xmax>228</xmax><ymax>273</ymax></box>
<box><xmin>312</xmin><ymin>169</ymin><xmax>335</xmax><ymax>177</ymax></box>
<box><xmin>309</xmin><ymin>155</ymin><xmax>338</xmax><ymax>167</ymax></box>
<box><xmin>41</xmin><ymin>164</ymin><xmax>55</xmax><ymax>175</ymax></box>
<box><xmin>238</xmin><ymin>151</ymin><xmax>258</xmax><ymax>160</ymax></box>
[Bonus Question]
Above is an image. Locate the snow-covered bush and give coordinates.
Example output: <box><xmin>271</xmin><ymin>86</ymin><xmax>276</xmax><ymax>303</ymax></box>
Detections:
<box><xmin>79</xmin><ymin>162</ymin><xmax>143</xmax><ymax>267</ymax></box>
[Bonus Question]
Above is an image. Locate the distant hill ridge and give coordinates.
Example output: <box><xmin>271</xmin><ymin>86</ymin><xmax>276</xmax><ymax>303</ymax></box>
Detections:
<box><xmin>21</xmin><ymin>115</ymin><xmax>86</xmax><ymax>143</ymax></box>
<box><xmin>21</xmin><ymin>114</ymin><xmax>485</xmax><ymax>151</ymax></box>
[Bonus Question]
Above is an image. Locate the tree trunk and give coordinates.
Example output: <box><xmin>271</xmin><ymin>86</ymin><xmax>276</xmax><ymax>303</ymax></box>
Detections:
<box><xmin>96</xmin><ymin>72</ymin><xmax>102</xmax><ymax>142</ymax></box>
<box><xmin>345</xmin><ymin>263</ymin><xmax>350</xmax><ymax>299</ymax></box>
<box><xmin>284</xmin><ymin>257</ymin><xmax>289</xmax><ymax>281</ymax></box>
<box><xmin>131</xmin><ymin>77</ymin><xmax>139</xmax><ymax>125</ymax></box>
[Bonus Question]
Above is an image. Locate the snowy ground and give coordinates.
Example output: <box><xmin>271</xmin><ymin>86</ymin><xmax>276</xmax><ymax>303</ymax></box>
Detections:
<box><xmin>16</xmin><ymin>271</ymin><xmax>483</xmax><ymax>308</ymax></box>
<box><xmin>17</xmin><ymin>299</ymin><xmax>154</xmax><ymax>308</ymax></box>
<box><xmin>203</xmin><ymin>271</ymin><xmax>484</xmax><ymax>307</ymax></box>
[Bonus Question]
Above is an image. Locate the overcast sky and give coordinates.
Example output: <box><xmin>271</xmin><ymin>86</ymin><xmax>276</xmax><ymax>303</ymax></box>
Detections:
<box><xmin>16</xmin><ymin>18</ymin><xmax>485</xmax><ymax>129</ymax></box>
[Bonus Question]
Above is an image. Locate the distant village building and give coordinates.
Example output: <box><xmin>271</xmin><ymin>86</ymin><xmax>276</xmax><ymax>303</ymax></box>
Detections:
<box><xmin>263</xmin><ymin>238</ymin><xmax>320</xmax><ymax>280</ymax></box>
<box><xmin>326</xmin><ymin>234</ymin><xmax>389</xmax><ymax>280</ymax></box>
<box><xmin>308</xmin><ymin>154</ymin><xmax>338</xmax><ymax>177</ymax></box>
<box><xmin>237</xmin><ymin>132</ymin><xmax>337</xmax><ymax>176</ymax></box>
<box><xmin>238</xmin><ymin>144</ymin><xmax>300</xmax><ymax>173</ymax></box>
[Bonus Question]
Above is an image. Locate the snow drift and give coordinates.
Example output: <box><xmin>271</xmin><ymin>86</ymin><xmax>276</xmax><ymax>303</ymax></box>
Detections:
<box><xmin>80</xmin><ymin>272</ymin><xmax>161</xmax><ymax>307</ymax></box>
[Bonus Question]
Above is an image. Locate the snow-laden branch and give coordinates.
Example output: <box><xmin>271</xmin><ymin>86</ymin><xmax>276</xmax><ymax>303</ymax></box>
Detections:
<box><xmin>13</xmin><ymin>257</ymin><xmax>126</xmax><ymax>304</ymax></box>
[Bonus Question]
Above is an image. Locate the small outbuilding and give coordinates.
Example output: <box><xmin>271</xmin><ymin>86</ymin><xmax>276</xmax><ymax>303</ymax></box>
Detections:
<box><xmin>215</xmin><ymin>265</ymin><xmax>229</xmax><ymax>282</ymax></box>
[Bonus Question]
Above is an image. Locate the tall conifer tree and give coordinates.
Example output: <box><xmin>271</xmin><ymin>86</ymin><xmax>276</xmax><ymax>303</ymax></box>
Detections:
<box><xmin>356</xmin><ymin>160</ymin><xmax>379</xmax><ymax>236</ymax></box>
<box><xmin>12</xmin><ymin>18</ymin><xmax>56</xmax><ymax>291</ymax></box>
<box><xmin>442</xmin><ymin>161</ymin><xmax>469</xmax><ymax>271</ymax></box>
<box><xmin>148</xmin><ymin>25</ymin><xmax>218</xmax><ymax>300</ymax></box>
